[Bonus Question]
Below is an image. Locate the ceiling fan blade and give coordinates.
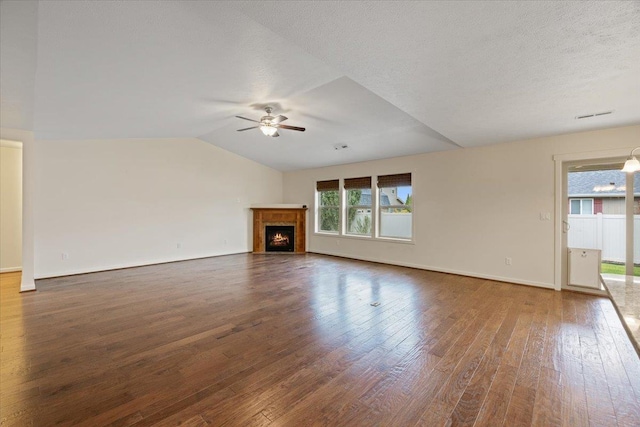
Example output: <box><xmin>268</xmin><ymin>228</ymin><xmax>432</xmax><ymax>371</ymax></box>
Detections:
<box><xmin>235</xmin><ymin>116</ymin><xmax>259</xmax><ymax>123</ymax></box>
<box><xmin>237</xmin><ymin>126</ymin><xmax>259</xmax><ymax>131</ymax></box>
<box><xmin>272</xmin><ymin>131</ymin><xmax>280</xmax><ymax>137</ymax></box>
<box><xmin>271</xmin><ymin>115</ymin><xmax>288</xmax><ymax>124</ymax></box>
<box><xmin>276</xmin><ymin>124</ymin><xmax>306</xmax><ymax>132</ymax></box>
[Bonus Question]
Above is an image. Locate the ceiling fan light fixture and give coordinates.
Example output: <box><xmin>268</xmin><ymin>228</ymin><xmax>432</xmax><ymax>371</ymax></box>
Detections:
<box><xmin>260</xmin><ymin>124</ymin><xmax>278</xmax><ymax>137</ymax></box>
<box><xmin>236</xmin><ymin>106</ymin><xmax>303</xmax><ymax>136</ymax></box>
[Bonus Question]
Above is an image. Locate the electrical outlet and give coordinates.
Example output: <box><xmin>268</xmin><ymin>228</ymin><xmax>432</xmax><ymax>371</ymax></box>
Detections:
<box><xmin>176</xmin><ymin>243</ymin><xmax>181</xmax><ymax>249</ymax></box>
<box><xmin>540</xmin><ymin>212</ymin><xmax>551</xmax><ymax>221</ymax></box>
<box><xmin>61</xmin><ymin>252</ymin><xmax>69</xmax><ymax>260</ymax></box>
<box><xmin>224</xmin><ymin>239</ymin><xmax>228</xmax><ymax>245</ymax></box>
<box><xmin>505</xmin><ymin>257</ymin><xmax>512</xmax><ymax>266</ymax></box>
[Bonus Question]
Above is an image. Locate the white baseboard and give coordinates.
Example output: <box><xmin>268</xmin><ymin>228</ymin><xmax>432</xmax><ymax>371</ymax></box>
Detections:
<box><xmin>309</xmin><ymin>250</ymin><xmax>555</xmax><ymax>290</ymax></box>
<box><xmin>0</xmin><ymin>266</ymin><xmax>22</xmax><ymax>273</ymax></box>
<box><xmin>34</xmin><ymin>251</ymin><xmax>250</xmax><ymax>279</ymax></box>
<box><xmin>30</xmin><ymin>250</ymin><xmax>556</xmax><ymax>291</ymax></box>
<box><xmin>20</xmin><ymin>280</ymin><xmax>36</xmax><ymax>292</ymax></box>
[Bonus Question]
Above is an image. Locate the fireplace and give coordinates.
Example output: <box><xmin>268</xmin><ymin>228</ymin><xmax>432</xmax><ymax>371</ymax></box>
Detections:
<box><xmin>250</xmin><ymin>207</ymin><xmax>307</xmax><ymax>253</ymax></box>
<box><xmin>265</xmin><ymin>226</ymin><xmax>295</xmax><ymax>252</ymax></box>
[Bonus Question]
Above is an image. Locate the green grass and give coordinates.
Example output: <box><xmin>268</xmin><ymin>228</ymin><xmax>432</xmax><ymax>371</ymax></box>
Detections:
<box><xmin>601</xmin><ymin>262</ymin><xmax>640</xmax><ymax>276</ymax></box>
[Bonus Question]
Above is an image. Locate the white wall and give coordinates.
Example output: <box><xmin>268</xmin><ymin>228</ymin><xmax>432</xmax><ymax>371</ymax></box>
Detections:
<box><xmin>0</xmin><ymin>144</ymin><xmax>22</xmax><ymax>271</ymax></box>
<box><xmin>34</xmin><ymin>137</ymin><xmax>282</xmax><ymax>278</ymax></box>
<box><xmin>283</xmin><ymin>125</ymin><xmax>640</xmax><ymax>289</ymax></box>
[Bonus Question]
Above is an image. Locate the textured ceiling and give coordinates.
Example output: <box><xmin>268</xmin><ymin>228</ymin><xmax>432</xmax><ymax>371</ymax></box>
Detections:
<box><xmin>1</xmin><ymin>1</ymin><xmax>639</xmax><ymax>171</ymax></box>
<box><xmin>236</xmin><ymin>1</ymin><xmax>640</xmax><ymax>147</ymax></box>
<box><xmin>199</xmin><ymin>77</ymin><xmax>456</xmax><ymax>171</ymax></box>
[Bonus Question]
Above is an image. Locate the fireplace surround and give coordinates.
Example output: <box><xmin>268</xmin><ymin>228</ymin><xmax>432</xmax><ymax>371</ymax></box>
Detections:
<box><xmin>250</xmin><ymin>207</ymin><xmax>307</xmax><ymax>253</ymax></box>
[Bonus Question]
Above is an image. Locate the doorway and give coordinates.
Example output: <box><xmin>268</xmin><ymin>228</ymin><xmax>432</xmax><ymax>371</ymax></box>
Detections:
<box><xmin>561</xmin><ymin>158</ymin><xmax>637</xmax><ymax>292</ymax></box>
<box><xmin>0</xmin><ymin>139</ymin><xmax>22</xmax><ymax>274</ymax></box>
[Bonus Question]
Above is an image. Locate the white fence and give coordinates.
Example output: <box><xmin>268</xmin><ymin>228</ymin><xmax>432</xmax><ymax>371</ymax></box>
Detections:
<box><xmin>568</xmin><ymin>214</ymin><xmax>640</xmax><ymax>263</ymax></box>
<box><xmin>351</xmin><ymin>212</ymin><xmax>412</xmax><ymax>238</ymax></box>
<box><xmin>380</xmin><ymin>212</ymin><xmax>412</xmax><ymax>238</ymax></box>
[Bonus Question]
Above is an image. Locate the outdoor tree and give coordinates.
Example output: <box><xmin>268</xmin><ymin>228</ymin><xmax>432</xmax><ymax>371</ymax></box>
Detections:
<box><xmin>320</xmin><ymin>190</ymin><xmax>339</xmax><ymax>231</ymax></box>
<box><xmin>320</xmin><ymin>189</ymin><xmax>363</xmax><ymax>232</ymax></box>
<box><xmin>353</xmin><ymin>215</ymin><xmax>371</xmax><ymax>234</ymax></box>
<box><xmin>347</xmin><ymin>189</ymin><xmax>362</xmax><ymax>229</ymax></box>
<box><xmin>404</xmin><ymin>194</ymin><xmax>413</xmax><ymax>212</ymax></box>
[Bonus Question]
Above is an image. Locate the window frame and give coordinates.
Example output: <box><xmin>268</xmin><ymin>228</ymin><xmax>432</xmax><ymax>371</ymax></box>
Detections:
<box><xmin>316</xmin><ymin>180</ymin><xmax>340</xmax><ymax>234</ymax></box>
<box><xmin>377</xmin><ymin>173</ymin><xmax>413</xmax><ymax>240</ymax></box>
<box><xmin>569</xmin><ymin>198</ymin><xmax>594</xmax><ymax>215</ymax></box>
<box><xmin>345</xmin><ymin>189</ymin><xmax>372</xmax><ymax>237</ymax></box>
<box><xmin>343</xmin><ymin>177</ymin><xmax>373</xmax><ymax>237</ymax></box>
<box><xmin>314</xmin><ymin>174</ymin><xmax>414</xmax><ymax>244</ymax></box>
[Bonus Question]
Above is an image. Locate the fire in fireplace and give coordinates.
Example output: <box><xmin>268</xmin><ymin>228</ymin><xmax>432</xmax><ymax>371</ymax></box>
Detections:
<box><xmin>265</xmin><ymin>226</ymin><xmax>295</xmax><ymax>252</ymax></box>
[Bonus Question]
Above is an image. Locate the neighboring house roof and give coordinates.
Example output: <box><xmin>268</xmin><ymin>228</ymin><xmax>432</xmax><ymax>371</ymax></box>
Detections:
<box><xmin>358</xmin><ymin>189</ymin><xmax>391</xmax><ymax>206</ymax></box>
<box><xmin>568</xmin><ymin>170</ymin><xmax>640</xmax><ymax>198</ymax></box>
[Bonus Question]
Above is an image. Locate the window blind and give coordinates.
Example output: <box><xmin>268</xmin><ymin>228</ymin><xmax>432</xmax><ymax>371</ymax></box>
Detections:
<box><xmin>316</xmin><ymin>179</ymin><xmax>339</xmax><ymax>191</ymax></box>
<box><xmin>377</xmin><ymin>173</ymin><xmax>411</xmax><ymax>187</ymax></box>
<box><xmin>343</xmin><ymin>176</ymin><xmax>372</xmax><ymax>189</ymax></box>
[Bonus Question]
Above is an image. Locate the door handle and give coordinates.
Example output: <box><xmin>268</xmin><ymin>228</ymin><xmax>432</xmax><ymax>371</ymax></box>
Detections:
<box><xmin>563</xmin><ymin>220</ymin><xmax>570</xmax><ymax>233</ymax></box>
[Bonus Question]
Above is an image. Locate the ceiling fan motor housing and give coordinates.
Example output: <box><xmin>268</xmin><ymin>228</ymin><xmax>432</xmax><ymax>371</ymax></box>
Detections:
<box><xmin>261</xmin><ymin>106</ymin><xmax>274</xmax><ymax>123</ymax></box>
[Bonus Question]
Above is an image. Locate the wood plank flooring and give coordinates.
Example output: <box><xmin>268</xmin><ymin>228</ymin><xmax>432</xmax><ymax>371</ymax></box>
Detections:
<box><xmin>1</xmin><ymin>254</ymin><xmax>639</xmax><ymax>426</ymax></box>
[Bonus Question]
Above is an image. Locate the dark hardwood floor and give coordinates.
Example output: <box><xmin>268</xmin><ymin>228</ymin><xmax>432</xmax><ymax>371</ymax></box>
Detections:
<box><xmin>1</xmin><ymin>254</ymin><xmax>639</xmax><ymax>426</ymax></box>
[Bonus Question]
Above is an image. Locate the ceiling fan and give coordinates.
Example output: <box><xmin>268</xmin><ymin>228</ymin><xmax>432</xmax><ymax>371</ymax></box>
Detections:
<box><xmin>236</xmin><ymin>106</ymin><xmax>305</xmax><ymax>137</ymax></box>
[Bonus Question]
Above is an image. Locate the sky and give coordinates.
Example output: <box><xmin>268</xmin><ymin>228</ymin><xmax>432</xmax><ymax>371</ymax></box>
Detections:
<box><xmin>397</xmin><ymin>186</ymin><xmax>411</xmax><ymax>203</ymax></box>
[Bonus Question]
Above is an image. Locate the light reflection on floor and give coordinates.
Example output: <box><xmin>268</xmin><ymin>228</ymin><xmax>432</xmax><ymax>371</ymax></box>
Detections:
<box><xmin>602</xmin><ymin>273</ymin><xmax>640</xmax><ymax>351</ymax></box>
<box><xmin>310</xmin><ymin>269</ymin><xmax>422</xmax><ymax>351</ymax></box>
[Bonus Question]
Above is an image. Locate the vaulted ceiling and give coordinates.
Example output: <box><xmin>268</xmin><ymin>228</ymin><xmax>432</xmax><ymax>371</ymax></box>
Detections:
<box><xmin>2</xmin><ymin>1</ymin><xmax>639</xmax><ymax>171</ymax></box>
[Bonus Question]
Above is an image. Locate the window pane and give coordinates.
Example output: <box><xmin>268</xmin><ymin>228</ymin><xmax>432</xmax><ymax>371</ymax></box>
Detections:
<box><xmin>346</xmin><ymin>188</ymin><xmax>371</xmax><ymax>236</ymax></box>
<box><xmin>379</xmin><ymin>208</ymin><xmax>412</xmax><ymax>238</ymax></box>
<box><xmin>570</xmin><ymin>199</ymin><xmax>581</xmax><ymax>214</ymax></box>
<box><xmin>347</xmin><ymin>207</ymin><xmax>371</xmax><ymax>235</ymax></box>
<box><xmin>319</xmin><ymin>207</ymin><xmax>339</xmax><ymax>232</ymax></box>
<box><xmin>346</xmin><ymin>189</ymin><xmax>371</xmax><ymax>207</ymax></box>
<box><xmin>379</xmin><ymin>186</ymin><xmax>412</xmax><ymax>208</ymax></box>
<box><xmin>318</xmin><ymin>189</ymin><xmax>339</xmax><ymax>232</ymax></box>
<box><xmin>319</xmin><ymin>190</ymin><xmax>339</xmax><ymax>207</ymax></box>
<box><xmin>582</xmin><ymin>199</ymin><xmax>593</xmax><ymax>214</ymax></box>
<box><xmin>379</xmin><ymin>186</ymin><xmax>412</xmax><ymax>238</ymax></box>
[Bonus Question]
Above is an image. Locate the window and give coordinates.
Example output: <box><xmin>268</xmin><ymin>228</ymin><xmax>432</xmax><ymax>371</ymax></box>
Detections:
<box><xmin>344</xmin><ymin>177</ymin><xmax>372</xmax><ymax>236</ymax></box>
<box><xmin>317</xmin><ymin>180</ymin><xmax>339</xmax><ymax>232</ymax></box>
<box><xmin>378</xmin><ymin>173</ymin><xmax>412</xmax><ymax>239</ymax></box>
<box><xmin>315</xmin><ymin>174</ymin><xmax>413</xmax><ymax>242</ymax></box>
<box><xmin>569</xmin><ymin>198</ymin><xmax>594</xmax><ymax>215</ymax></box>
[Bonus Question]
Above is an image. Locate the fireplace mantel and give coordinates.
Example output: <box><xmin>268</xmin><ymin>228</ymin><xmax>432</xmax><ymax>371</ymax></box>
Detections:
<box><xmin>251</xmin><ymin>207</ymin><xmax>307</xmax><ymax>253</ymax></box>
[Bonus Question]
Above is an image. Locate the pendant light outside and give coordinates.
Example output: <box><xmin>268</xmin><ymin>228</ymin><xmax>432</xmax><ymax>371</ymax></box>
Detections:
<box><xmin>622</xmin><ymin>147</ymin><xmax>640</xmax><ymax>173</ymax></box>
